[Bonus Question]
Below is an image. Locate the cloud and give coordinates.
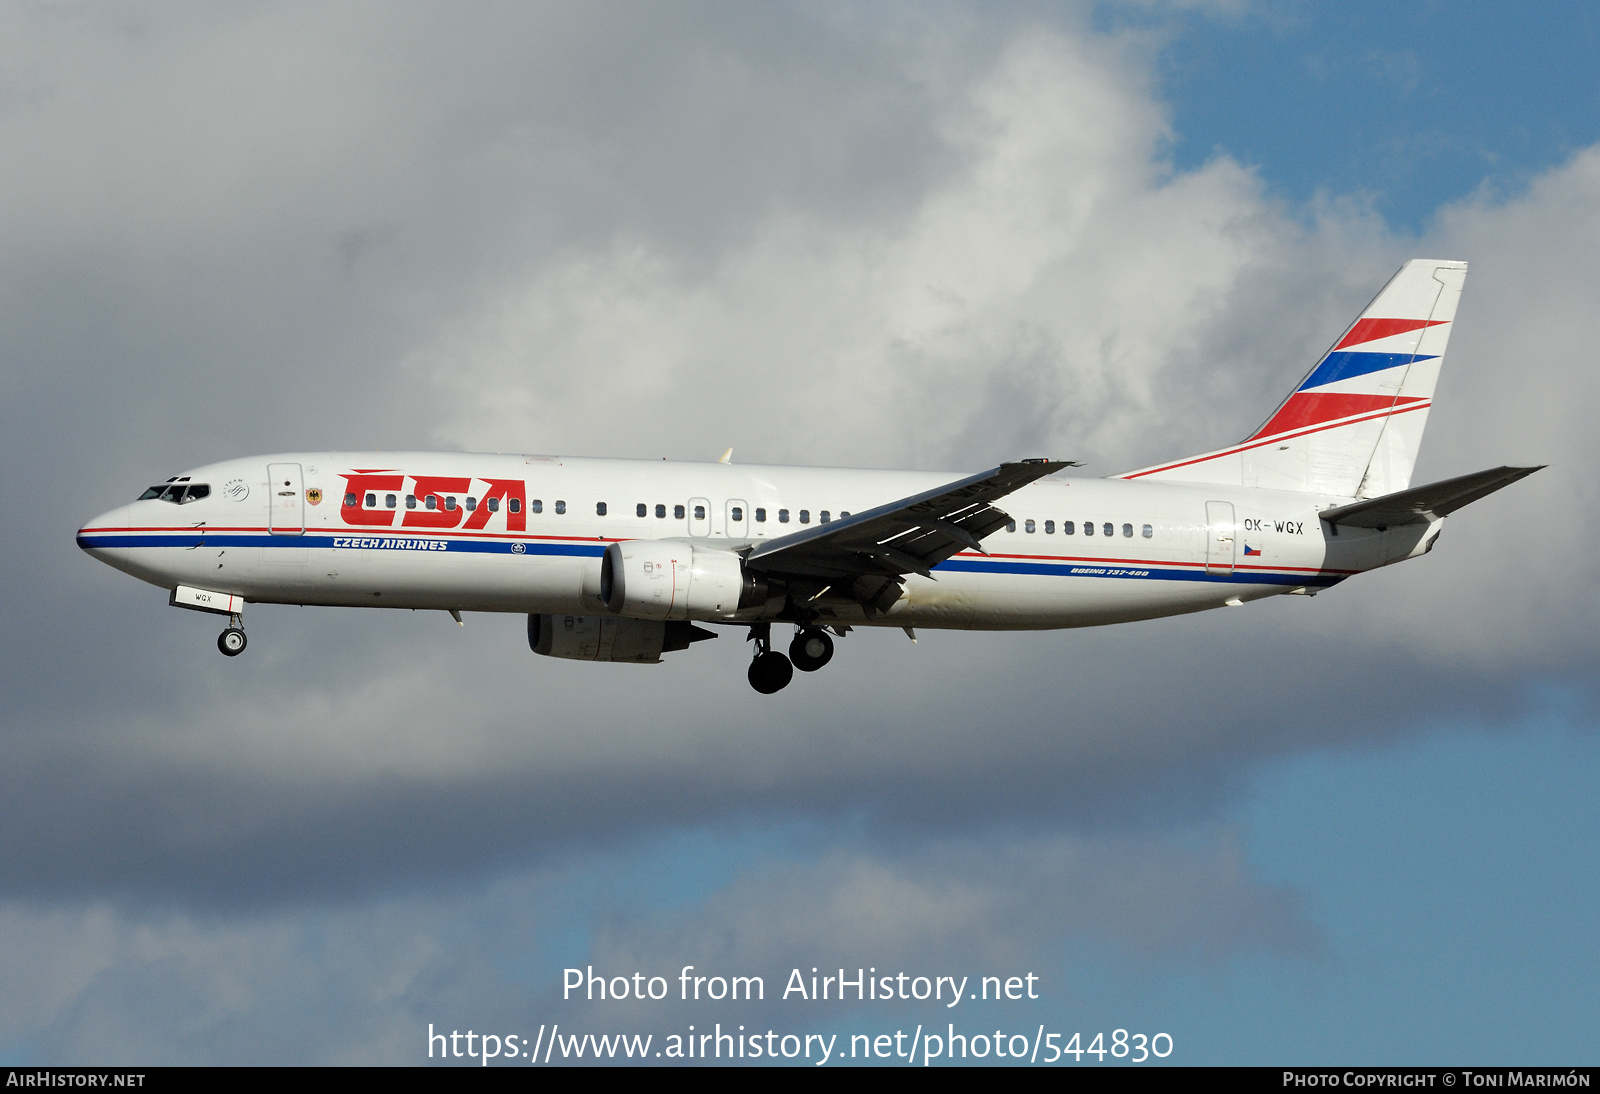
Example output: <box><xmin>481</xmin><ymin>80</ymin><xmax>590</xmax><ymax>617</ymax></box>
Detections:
<box><xmin>1</xmin><ymin>825</ymin><xmax>1310</xmax><ymax>1062</ymax></box>
<box><xmin>590</xmin><ymin>830</ymin><xmax>1316</xmax><ymax>976</ymax></box>
<box><xmin>414</xmin><ymin>29</ymin><xmax>1288</xmax><ymax>474</ymax></box>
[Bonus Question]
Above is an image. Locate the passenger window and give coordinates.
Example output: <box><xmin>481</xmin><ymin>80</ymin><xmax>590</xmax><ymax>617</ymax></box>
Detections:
<box><xmin>1006</xmin><ymin>520</ymin><xmax>1016</xmax><ymax>532</ymax></box>
<box><xmin>1063</xmin><ymin>521</ymin><xmax>1074</xmax><ymax>535</ymax></box>
<box><xmin>732</xmin><ymin>506</ymin><xmax>743</xmax><ymax>521</ymax></box>
<box><xmin>1025</xmin><ymin>519</ymin><xmax>1035</xmax><ymax>533</ymax></box>
<box><xmin>1084</xmin><ymin>521</ymin><xmax>1094</xmax><ymax>536</ymax></box>
<box><xmin>596</xmin><ymin>502</ymin><xmax>607</xmax><ymax>516</ymax></box>
<box><xmin>1103</xmin><ymin>523</ymin><xmax>1113</xmax><ymax>537</ymax></box>
<box><xmin>693</xmin><ymin>504</ymin><xmax>706</xmax><ymax>520</ymax></box>
<box><xmin>799</xmin><ymin>510</ymin><xmax>810</xmax><ymax>524</ymax></box>
<box><xmin>425</xmin><ymin>495</ymin><xmax>437</xmax><ymax>510</ymax></box>
<box><xmin>674</xmin><ymin>504</ymin><xmax>685</xmax><ymax>519</ymax></box>
<box><xmin>755</xmin><ymin>508</ymin><xmax>766</xmax><ymax>522</ymax></box>
<box><xmin>365</xmin><ymin>493</ymin><xmax>376</xmax><ymax>508</ymax></box>
<box><xmin>555</xmin><ymin>500</ymin><xmax>566</xmax><ymax>515</ymax></box>
<box><xmin>344</xmin><ymin>493</ymin><xmax>358</xmax><ymax>508</ymax></box>
<box><xmin>1122</xmin><ymin>523</ymin><xmax>1132</xmax><ymax>538</ymax></box>
<box><xmin>1045</xmin><ymin>520</ymin><xmax>1055</xmax><ymax>534</ymax></box>
<box><xmin>521</xmin><ymin>499</ymin><xmax>533</xmax><ymax>513</ymax></box>
<box><xmin>840</xmin><ymin>511</ymin><xmax>850</xmax><ymax>519</ymax></box>
<box><xmin>656</xmin><ymin>504</ymin><xmax>666</xmax><ymax>518</ymax></box>
<box><xmin>636</xmin><ymin>503</ymin><xmax>647</xmax><ymax>518</ymax></box>
<box><xmin>820</xmin><ymin>511</ymin><xmax>830</xmax><ymax>523</ymax></box>
<box><xmin>445</xmin><ymin>496</ymin><xmax>457</xmax><ymax>511</ymax></box>
<box><xmin>778</xmin><ymin>509</ymin><xmax>790</xmax><ymax>523</ymax></box>
<box><xmin>386</xmin><ymin>494</ymin><xmax>396</xmax><ymax>508</ymax></box>
<box><xmin>1142</xmin><ymin>524</ymin><xmax>1153</xmax><ymax>538</ymax></box>
<box><xmin>406</xmin><ymin>495</ymin><xmax>417</xmax><ymax>509</ymax></box>
<box><xmin>487</xmin><ymin>497</ymin><xmax>499</xmax><ymax>512</ymax></box>
<box><xmin>465</xmin><ymin>497</ymin><xmax>477</xmax><ymax>511</ymax></box>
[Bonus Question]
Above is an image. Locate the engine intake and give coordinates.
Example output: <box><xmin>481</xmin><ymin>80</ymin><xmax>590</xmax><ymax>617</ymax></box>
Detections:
<box><xmin>527</xmin><ymin>614</ymin><xmax>715</xmax><ymax>663</ymax></box>
<box><xmin>600</xmin><ymin>540</ymin><xmax>766</xmax><ymax>620</ymax></box>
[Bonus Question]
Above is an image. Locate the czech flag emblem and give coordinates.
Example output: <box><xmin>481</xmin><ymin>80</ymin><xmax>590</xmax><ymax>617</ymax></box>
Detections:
<box><xmin>1243</xmin><ymin>544</ymin><xmax>1261</xmax><ymax>556</ymax></box>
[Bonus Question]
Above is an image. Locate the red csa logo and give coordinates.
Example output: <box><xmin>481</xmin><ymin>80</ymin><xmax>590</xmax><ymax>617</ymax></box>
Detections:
<box><xmin>338</xmin><ymin>470</ymin><xmax>527</xmax><ymax>532</ymax></box>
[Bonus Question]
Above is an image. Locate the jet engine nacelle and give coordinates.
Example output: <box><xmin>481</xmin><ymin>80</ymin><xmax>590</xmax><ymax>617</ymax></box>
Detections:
<box><xmin>599</xmin><ymin>540</ymin><xmax>765</xmax><ymax>620</ymax></box>
<box><xmin>527</xmin><ymin>613</ymin><xmax>714</xmax><ymax>663</ymax></box>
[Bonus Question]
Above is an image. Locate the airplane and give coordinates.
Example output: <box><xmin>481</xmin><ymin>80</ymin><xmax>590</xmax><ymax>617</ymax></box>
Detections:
<box><xmin>77</xmin><ymin>259</ymin><xmax>1539</xmax><ymax>692</ymax></box>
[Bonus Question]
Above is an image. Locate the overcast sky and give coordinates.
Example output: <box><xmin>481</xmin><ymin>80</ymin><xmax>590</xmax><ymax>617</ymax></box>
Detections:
<box><xmin>2</xmin><ymin>1</ymin><xmax>1596</xmax><ymax>1066</ymax></box>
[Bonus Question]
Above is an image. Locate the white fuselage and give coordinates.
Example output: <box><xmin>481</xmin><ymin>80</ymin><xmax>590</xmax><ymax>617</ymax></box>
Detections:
<box><xmin>77</xmin><ymin>452</ymin><xmax>1436</xmax><ymax>631</ymax></box>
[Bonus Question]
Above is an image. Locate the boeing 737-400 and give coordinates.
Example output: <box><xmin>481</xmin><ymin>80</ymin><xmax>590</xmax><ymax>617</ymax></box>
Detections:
<box><xmin>78</xmin><ymin>259</ymin><xmax>1539</xmax><ymax>692</ymax></box>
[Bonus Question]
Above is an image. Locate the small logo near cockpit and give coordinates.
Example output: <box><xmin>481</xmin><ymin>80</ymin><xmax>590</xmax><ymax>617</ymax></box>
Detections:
<box><xmin>306</xmin><ymin>488</ymin><xmax>323</xmax><ymax>506</ymax></box>
<box><xmin>223</xmin><ymin>478</ymin><xmax>249</xmax><ymax>501</ymax></box>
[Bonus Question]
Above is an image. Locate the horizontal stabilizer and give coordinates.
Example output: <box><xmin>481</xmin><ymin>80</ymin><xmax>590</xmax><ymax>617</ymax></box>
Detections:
<box><xmin>1320</xmin><ymin>465</ymin><xmax>1544</xmax><ymax>529</ymax></box>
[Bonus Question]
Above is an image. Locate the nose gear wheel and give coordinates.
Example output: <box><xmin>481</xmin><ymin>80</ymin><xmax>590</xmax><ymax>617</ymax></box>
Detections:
<box><xmin>217</xmin><ymin>626</ymin><xmax>247</xmax><ymax>656</ymax></box>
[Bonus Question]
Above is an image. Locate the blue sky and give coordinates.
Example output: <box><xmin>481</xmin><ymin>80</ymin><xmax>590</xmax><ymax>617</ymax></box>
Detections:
<box><xmin>1122</xmin><ymin>720</ymin><xmax>1600</xmax><ymax>1064</ymax></box>
<box><xmin>1137</xmin><ymin>1</ymin><xmax>1600</xmax><ymax>232</ymax></box>
<box><xmin>2</xmin><ymin>2</ymin><xmax>1596</xmax><ymax>1066</ymax></box>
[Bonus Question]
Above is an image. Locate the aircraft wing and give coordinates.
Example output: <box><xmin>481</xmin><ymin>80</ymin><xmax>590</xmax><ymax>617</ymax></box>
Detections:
<box><xmin>743</xmin><ymin>460</ymin><xmax>1074</xmax><ymax>610</ymax></box>
<box><xmin>1321</xmin><ymin>465</ymin><xmax>1544</xmax><ymax>529</ymax></box>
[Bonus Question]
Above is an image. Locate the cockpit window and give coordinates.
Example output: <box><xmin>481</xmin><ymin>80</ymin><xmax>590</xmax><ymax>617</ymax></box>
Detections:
<box><xmin>139</xmin><ymin>483</ymin><xmax>210</xmax><ymax>504</ymax></box>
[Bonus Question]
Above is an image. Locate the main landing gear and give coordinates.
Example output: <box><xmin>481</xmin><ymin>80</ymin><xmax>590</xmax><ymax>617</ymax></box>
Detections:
<box><xmin>788</xmin><ymin>627</ymin><xmax>834</xmax><ymax>672</ymax></box>
<box><xmin>747</xmin><ymin>622</ymin><xmax>793</xmax><ymax>694</ymax></box>
<box><xmin>217</xmin><ymin>614</ymin><xmax>247</xmax><ymax>657</ymax></box>
<box><xmin>747</xmin><ymin>623</ymin><xmax>836</xmax><ymax>693</ymax></box>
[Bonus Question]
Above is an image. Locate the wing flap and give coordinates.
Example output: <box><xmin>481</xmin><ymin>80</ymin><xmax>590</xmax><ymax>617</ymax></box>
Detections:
<box><xmin>1320</xmin><ymin>465</ymin><xmax>1543</xmax><ymax>529</ymax></box>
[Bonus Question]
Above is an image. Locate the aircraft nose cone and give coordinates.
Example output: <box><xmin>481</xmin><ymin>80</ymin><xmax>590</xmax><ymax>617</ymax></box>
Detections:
<box><xmin>77</xmin><ymin>505</ymin><xmax>130</xmax><ymax>553</ymax></box>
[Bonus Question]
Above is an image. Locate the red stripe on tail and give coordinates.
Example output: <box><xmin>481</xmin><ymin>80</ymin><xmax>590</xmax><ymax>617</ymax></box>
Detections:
<box><xmin>1250</xmin><ymin>392</ymin><xmax>1426</xmax><ymax>440</ymax></box>
<box><xmin>1333</xmin><ymin>317</ymin><xmax>1447</xmax><ymax>351</ymax></box>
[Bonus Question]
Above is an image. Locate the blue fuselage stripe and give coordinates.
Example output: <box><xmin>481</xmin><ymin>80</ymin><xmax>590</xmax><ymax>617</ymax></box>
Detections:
<box><xmin>77</xmin><ymin>532</ymin><xmax>1344</xmax><ymax>587</ymax></box>
<box><xmin>75</xmin><ymin>532</ymin><xmax>605</xmax><ymax>557</ymax></box>
<box><xmin>932</xmin><ymin>556</ymin><xmax>1341</xmax><ymax>587</ymax></box>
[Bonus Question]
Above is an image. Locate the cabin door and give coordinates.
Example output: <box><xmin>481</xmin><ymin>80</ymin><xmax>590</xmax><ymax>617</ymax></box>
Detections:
<box><xmin>1204</xmin><ymin>501</ymin><xmax>1235</xmax><ymax>575</ymax></box>
<box><xmin>268</xmin><ymin>463</ymin><xmax>305</xmax><ymax>535</ymax></box>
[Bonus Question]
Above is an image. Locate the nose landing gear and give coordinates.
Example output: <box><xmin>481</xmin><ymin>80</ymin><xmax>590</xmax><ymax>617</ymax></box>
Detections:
<box><xmin>217</xmin><ymin>614</ymin><xmax>247</xmax><ymax>657</ymax></box>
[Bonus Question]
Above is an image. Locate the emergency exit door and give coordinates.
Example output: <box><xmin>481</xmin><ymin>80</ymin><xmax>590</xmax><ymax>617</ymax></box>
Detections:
<box><xmin>688</xmin><ymin>496</ymin><xmax>712</xmax><ymax>537</ymax></box>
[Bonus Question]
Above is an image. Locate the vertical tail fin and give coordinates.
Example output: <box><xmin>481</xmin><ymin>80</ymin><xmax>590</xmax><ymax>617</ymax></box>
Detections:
<box><xmin>1119</xmin><ymin>259</ymin><xmax>1468</xmax><ymax>497</ymax></box>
